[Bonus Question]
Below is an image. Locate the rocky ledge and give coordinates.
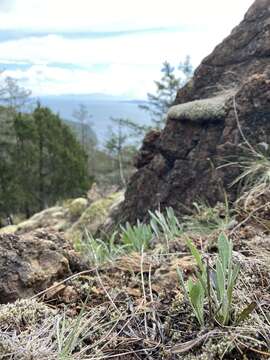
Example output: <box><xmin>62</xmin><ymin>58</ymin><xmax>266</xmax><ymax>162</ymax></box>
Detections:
<box><xmin>120</xmin><ymin>0</ymin><xmax>270</xmax><ymax>224</ymax></box>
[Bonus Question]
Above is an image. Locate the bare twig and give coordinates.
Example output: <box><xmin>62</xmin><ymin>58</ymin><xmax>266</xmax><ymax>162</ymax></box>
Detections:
<box><xmin>31</xmin><ymin>268</ymin><xmax>97</xmax><ymax>300</ymax></box>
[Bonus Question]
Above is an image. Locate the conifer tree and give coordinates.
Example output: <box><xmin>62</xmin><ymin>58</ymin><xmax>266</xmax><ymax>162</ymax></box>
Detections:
<box><xmin>32</xmin><ymin>103</ymin><xmax>90</xmax><ymax>210</ymax></box>
<box><xmin>0</xmin><ymin>101</ymin><xmax>91</xmax><ymax>219</ymax></box>
<box><xmin>0</xmin><ymin>76</ymin><xmax>31</xmax><ymax>220</ymax></box>
<box><xmin>140</xmin><ymin>56</ymin><xmax>193</xmax><ymax>128</ymax></box>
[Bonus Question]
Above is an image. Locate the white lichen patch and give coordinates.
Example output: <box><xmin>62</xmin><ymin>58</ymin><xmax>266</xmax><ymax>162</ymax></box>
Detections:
<box><xmin>168</xmin><ymin>92</ymin><xmax>234</xmax><ymax>123</ymax></box>
<box><xmin>0</xmin><ymin>299</ymin><xmax>56</xmax><ymax>330</ymax></box>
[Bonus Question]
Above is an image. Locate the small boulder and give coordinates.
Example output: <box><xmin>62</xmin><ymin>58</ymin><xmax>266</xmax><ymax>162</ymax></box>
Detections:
<box><xmin>67</xmin><ymin>197</ymin><xmax>89</xmax><ymax>221</ymax></box>
<box><xmin>66</xmin><ymin>191</ymin><xmax>124</xmax><ymax>244</ymax></box>
<box><xmin>0</xmin><ymin>229</ymin><xmax>87</xmax><ymax>303</ymax></box>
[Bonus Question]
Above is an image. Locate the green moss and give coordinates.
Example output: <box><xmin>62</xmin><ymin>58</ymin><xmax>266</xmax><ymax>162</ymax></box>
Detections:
<box><xmin>168</xmin><ymin>93</ymin><xmax>232</xmax><ymax>123</ymax></box>
<box><xmin>0</xmin><ymin>224</ymin><xmax>18</xmax><ymax>234</ymax></box>
<box><xmin>67</xmin><ymin>197</ymin><xmax>88</xmax><ymax>220</ymax></box>
<box><xmin>66</xmin><ymin>192</ymin><xmax>123</xmax><ymax>244</ymax></box>
<box><xmin>16</xmin><ymin>206</ymin><xmax>65</xmax><ymax>233</ymax></box>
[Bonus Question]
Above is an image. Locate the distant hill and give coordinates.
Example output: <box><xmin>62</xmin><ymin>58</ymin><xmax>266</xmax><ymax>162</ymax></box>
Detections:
<box><xmin>37</xmin><ymin>94</ymin><xmax>151</xmax><ymax>143</ymax></box>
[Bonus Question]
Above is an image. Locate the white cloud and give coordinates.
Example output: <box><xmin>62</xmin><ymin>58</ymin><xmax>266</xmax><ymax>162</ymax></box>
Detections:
<box><xmin>0</xmin><ymin>0</ymin><xmax>15</xmax><ymax>12</ymax></box>
<box><xmin>3</xmin><ymin>63</ymin><xmax>160</xmax><ymax>98</ymax></box>
<box><xmin>0</xmin><ymin>28</ymin><xmax>228</xmax><ymax>96</ymax></box>
<box><xmin>0</xmin><ymin>0</ymin><xmax>255</xmax><ymax>97</ymax></box>
<box><xmin>0</xmin><ymin>30</ymin><xmax>224</xmax><ymax>66</ymax></box>
<box><xmin>0</xmin><ymin>0</ymin><xmax>254</xmax><ymax>32</ymax></box>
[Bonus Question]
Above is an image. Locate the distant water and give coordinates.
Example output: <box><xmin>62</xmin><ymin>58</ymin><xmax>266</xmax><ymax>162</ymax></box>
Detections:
<box><xmin>39</xmin><ymin>96</ymin><xmax>152</xmax><ymax>142</ymax></box>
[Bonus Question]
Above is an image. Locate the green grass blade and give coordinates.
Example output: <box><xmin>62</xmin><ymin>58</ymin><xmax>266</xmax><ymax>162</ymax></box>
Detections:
<box><xmin>217</xmin><ymin>233</ymin><xmax>231</xmax><ymax>270</ymax></box>
<box><xmin>216</xmin><ymin>258</ymin><xmax>225</xmax><ymax>302</ymax></box>
<box><xmin>188</xmin><ymin>279</ymin><xmax>205</xmax><ymax>326</ymax></box>
<box><xmin>177</xmin><ymin>267</ymin><xmax>189</xmax><ymax>300</ymax></box>
<box><xmin>186</xmin><ymin>239</ymin><xmax>205</xmax><ymax>273</ymax></box>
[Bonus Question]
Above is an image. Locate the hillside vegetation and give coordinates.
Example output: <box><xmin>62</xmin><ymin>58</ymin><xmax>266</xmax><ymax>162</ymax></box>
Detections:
<box><xmin>0</xmin><ymin>102</ymin><xmax>91</xmax><ymax>222</ymax></box>
<box><xmin>0</xmin><ymin>1</ymin><xmax>269</xmax><ymax>359</ymax></box>
<box><xmin>0</xmin><ymin>180</ymin><xmax>270</xmax><ymax>359</ymax></box>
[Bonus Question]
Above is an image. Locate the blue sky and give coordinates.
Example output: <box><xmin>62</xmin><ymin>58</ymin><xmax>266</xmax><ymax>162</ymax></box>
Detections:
<box><xmin>0</xmin><ymin>0</ymin><xmax>254</xmax><ymax>98</ymax></box>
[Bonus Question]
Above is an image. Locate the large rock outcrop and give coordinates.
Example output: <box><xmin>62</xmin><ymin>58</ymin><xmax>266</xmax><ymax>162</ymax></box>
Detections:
<box><xmin>120</xmin><ymin>0</ymin><xmax>270</xmax><ymax>223</ymax></box>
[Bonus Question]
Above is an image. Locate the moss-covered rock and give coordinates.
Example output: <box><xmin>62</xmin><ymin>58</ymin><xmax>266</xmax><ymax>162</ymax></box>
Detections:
<box><xmin>66</xmin><ymin>191</ymin><xmax>124</xmax><ymax>245</ymax></box>
<box><xmin>12</xmin><ymin>198</ymin><xmax>88</xmax><ymax>235</ymax></box>
<box><xmin>0</xmin><ymin>299</ymin><xmax>55</xmax><ymax>331</ymax></box>
<box><xmin>0</xmin><ymin>190</ymin><xmax>123</xmax><ymax>252</ymax></box>
<box><xmin>0</xmin><ymin>299</ymin><xmax>58</xmax><ymax>359</ymax></box>
<box><xmin>0</xmin><ymin>224</ymin><xmax>18</xmax><ymax>234</ymax></box>
<box><xmin>66</xmin><ymin>197</ymin><xmax>88</xmax><ymax>220</ymax></box>
<box><xmin>16</xmin><ymin>206</ymin><xmax>67</xmax><ymax>234</ymax></box>
<box><xmin>168</xmin><ymin>93</ymin><xmax>233</xmax><ymax>123</ymax></box>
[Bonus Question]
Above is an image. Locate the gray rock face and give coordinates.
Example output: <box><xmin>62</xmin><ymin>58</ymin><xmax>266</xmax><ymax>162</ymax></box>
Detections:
<box><xmin>119</xmin><ymin>0</ymin><xmax>270</xmax><ymax>223</ymax></box>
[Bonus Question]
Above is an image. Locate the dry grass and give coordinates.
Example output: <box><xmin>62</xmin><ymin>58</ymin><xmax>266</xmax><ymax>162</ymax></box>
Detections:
<box><xmin>0</xmin><ymin>238</ymin><xmax>269</xmax><ymax>359</ymax></box>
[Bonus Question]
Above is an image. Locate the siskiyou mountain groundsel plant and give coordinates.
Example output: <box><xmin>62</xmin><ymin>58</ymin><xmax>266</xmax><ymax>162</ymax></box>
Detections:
<box><xmin>178</xmin><ymin>233</ymin><xmax>255</xmax><ymax>327</ymax></box>
<box><xmin>120</xmin><ymin>221</ymin><xmax>153</xmax><ymax>252</ymax></box>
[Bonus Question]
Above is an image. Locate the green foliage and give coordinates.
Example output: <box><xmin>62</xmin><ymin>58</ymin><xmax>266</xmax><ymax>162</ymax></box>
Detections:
<box><xmin>140</xmin><ymin>57</ymin><xmax>193</xmax><ymax>128</ymax></box>
<box><xmin>72</xmin><ymin>103</ymin><xmax>96</xmax><ymax>149</ymax></box>
<box><xmin>187</xmin><ymin>278</ymin><xmax>205</xmax><ymax>326</ymax></box>
<box><xmin>214</xmin><ymin>233</ymin><xmax>240</xmax><ymax>325</ymax></box>
<box><xmin>84</xmin><ymin>231</ymin><xmax>125</xmax><ymax>265</ymax></box>
<box><xmin>0</xmin><ymin>76</ymin><xmax>31</xmax><ymax>106</ymax></box>
<box><xmin>82</xmin><ymin>220</ymin><xmax>154</xmax><ymax>265</ymax></box>
<box><xmin>120</xmin><ymin>221</ymin><xmax>153</xmax><ymax>252</ymax></box>
<box><xmin>182</xmin><ymin>201</ymin><xmax>231</xmax><ymax>235</ymax></box>
<box><xmin>149</xmin><ymin>207</ymin><xmax>183</xmax><ymax>248</ymax></box>
<box><xmin>56</xmin><ymin>306</ymin><xmax>93</xmax><ymax>360</ymax></box>
<box><xmin>0</xmin><ymin>76</ymin><xmax>31</xmax><ymax>219</ymax></box>
<box><xmin>178</xmin><ymin>233</ymin><xmax>253</xmax><ymax>327</ymax></box>
<box><xmin>186</xmin><ymin>238</ymin><xmax>205</xmax><ymax>274</ymax></box>
<box><xmin>82</xmin><ymin>207</ymin><xmax>182</xmax><ymax>263</ymax></box>
<box><xmin>0</xmin><ymin>102</ymin><xmax>91</xmax><ymax>218</ymax></box>
<box><xmin>71</xmin><ymin>104</ymin><xmax>98</xmax><ymax>178</ymax></box>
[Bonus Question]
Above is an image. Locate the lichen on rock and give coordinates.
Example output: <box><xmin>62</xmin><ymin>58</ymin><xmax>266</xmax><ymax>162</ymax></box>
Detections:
<box><xmin>0</xmin><ymin>299</ymin><xmax>56</xmax><ymax>330</ymax></box>
<box><xmin>65</xmin><ymin>197</ymin><xmax>89</xmax><ymax>220</ymax></box>
<box><xmin>0</xmin><ymin>299</ymin><xmax>59</xmax><ymax>359</ymax></box>
<box><xmin>65</xmin><ymin>191</ymin><xmax>124</xmax><ymax>245</ymax></box>
<box><xmin>168</xmin><ymin>92</ymin><xmax>233</xmax><ymax>123</ymax></box>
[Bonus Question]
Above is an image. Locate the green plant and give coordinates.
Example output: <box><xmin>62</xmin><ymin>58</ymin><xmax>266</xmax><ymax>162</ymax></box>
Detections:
<box><xmin>182</xmin><ymin>201</ymin><xmax>231</xmax><ymax>235</ymax></box>
<box><xmin>178</xmin><ymin>233</ymin><xmax>254</xmax><ymax>327</ymax></box>
<box><xmin>185</xmin><ymin>276</ymin><xmax>205</xmax><ymax>326</ymax></box>
<box><xmin>140</xmin><ymin>57</ymin><xmax>193</xmax><ymax>128</ymax></box>
<box><xmin>56</xmin><ymin>302</ymin><xmax>97</xmax><ymax>360</ymax></box>
<box><xmin>57</xmin><ymin>310</ymin><xmax>84</xmax><ymax>359</ymax></box>
<box><xmin>149</xmin><ymin>207</ymin><xmax>183</xmax><ymax>248</ymax></box>
<box><xmin>120</xmin><ymin>221</ymin><xmax>153</xmax><ymax>252</ymax></box>
<box><xmin>84</xmin><ymin>231</ymin><xmax>125</xmax><ymax>265</ymax></box>
<box><xmin>177</xmin><ymin>238</ymin><xmax>207</xmax><ymax>326</ymax></box>
<box><xmin>213</xmin><ymin>233</ymin><xmax>240</xmax><ymax>325</ymax></box>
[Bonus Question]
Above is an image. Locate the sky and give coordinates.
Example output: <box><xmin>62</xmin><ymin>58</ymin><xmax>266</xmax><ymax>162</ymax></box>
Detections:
<box><xmin>0</xmin><ymin>0</ymin><xmax>254</xmax><ymax>99</ymax></box>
